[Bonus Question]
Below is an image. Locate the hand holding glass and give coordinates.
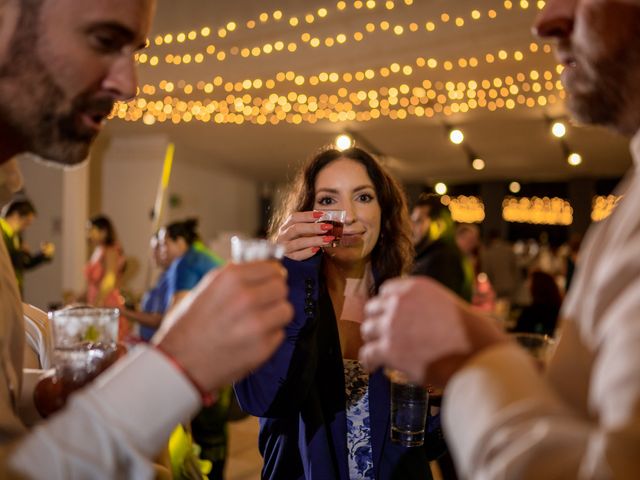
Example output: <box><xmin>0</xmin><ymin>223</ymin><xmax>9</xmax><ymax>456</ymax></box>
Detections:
<box><xmin>34</xmin><ymin>307</ymin><xmax>123</xmax><ymax>417</ymax></box>
<box><xmin>316</xmin><ymin>210</ymin><xmax>346</xmax><ymax>247</ymax></box>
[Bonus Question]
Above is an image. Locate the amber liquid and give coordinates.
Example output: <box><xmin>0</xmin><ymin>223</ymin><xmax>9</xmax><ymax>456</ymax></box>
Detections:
<box><xmin>34</xmin><ymin>342</ymin><xmax>123</xmax><ymax>417</ymax></box>
<box><xmin>324</xmin><ymin>220</ymin><xmax>344</xmax><ymax>247</ymax></box>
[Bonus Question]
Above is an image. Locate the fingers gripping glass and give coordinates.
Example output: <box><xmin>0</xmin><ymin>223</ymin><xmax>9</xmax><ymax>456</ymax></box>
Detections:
<box><xmin>316</xmin><ymin>210</ymin><xmax>346</xmax><ymax>247</ymax></box>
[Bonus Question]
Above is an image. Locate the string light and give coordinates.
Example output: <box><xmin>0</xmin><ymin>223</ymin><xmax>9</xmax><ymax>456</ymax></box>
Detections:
<box><xmin>141</xmin><ymin>5</ymin><xmax>547</xmax><ymax>68</ymax></box>
<box><xmin>137</xmin><ymin>46</ymin><xmax>552</xmax><ymax>103</ymax></box>
<box><xmin>591</xmin><ymin>195</ymin><xmax>622</xmax><ymax>222</ymax></box>
<box><xmin>114</xmin><ymin>70</ymin><xmax>566</xmax><ymax>126</ymax></box>
<box><xmin>502</xmin><ymin>196</ymin><xmax>573</xmax><ymax>225</ymax></box>
<box><xmin>509</xmin><ymin>181</ymin><xmax>521</xmax><ymax>193</ymax></box>
<box><xmin>448</xmin><ymin>196</ymin><xmax>485</xmax><ymax>223</ymax></box>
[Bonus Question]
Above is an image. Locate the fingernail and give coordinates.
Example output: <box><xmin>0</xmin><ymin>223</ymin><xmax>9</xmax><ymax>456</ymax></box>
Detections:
<box><xmin>313</xmin><ymin>211</ymin><xmax>324</xmax><ymax>218</ymax></box>
<box><xmin>311</xmin><ymin>247</ymin><xmax>320</xmax><ymax>253</ymax></box>
<box><xmin>322</xmin><ymin>236</ymin><xmax>335</xmax><ymax>243</ymax></box>
<box><xmin>320</xmin><ymin>223</ymin><xmax>332</xmax><ymax>231</ymax></box>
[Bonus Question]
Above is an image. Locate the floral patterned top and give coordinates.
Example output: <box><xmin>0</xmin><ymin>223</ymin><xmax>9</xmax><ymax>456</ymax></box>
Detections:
<box><xmin>344</xmin><ymin>359</ymin><xmax>374</xmax><ymax>479</ymax></box>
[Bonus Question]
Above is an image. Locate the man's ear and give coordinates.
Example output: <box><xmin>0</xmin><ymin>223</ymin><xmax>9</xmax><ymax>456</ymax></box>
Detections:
<box><xmin>0</xmin><ymin>157</ymin><xmax>23</xmax><ymax>207</ymax></box>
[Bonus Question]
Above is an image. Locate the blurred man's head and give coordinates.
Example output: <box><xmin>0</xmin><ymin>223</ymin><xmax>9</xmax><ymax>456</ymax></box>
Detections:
<box><xmin>0</xmin><ymin>0</ymin><xmax>155</xmax><ymax>166</ymax></box>
<box><xmin>535</xmin><ymin>0</ymin><xmax>640</xmax><ymax>135</ymax></box>
<box><xmin>455</xmin><ymin>224</ymin><xmax>480</xmax><ymax>256</ymax></box>
<box><xmin>1</xmin><ymin>198</ymin><xmax>36</xmax><ymax>232</ymax></box>
<box><xmin>410</xmin><ymin>194</ymin><xmax>454</xmax><ymax>246</ymax></box>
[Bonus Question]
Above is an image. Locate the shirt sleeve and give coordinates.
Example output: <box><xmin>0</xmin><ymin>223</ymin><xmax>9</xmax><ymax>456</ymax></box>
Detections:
<box><xmin>443</xmin><ymin>341</ymin><xmax>640</xmax><ymax>479</ymax></box>
<box><xmin>174</xmin><ymin>257</ymin><xmax>200</xmax><ymax>292</ymax></box>
<box><xmin>7</xmin><ymin>345</ymin><xmax>201</xmax><ymax>479</ymax></box>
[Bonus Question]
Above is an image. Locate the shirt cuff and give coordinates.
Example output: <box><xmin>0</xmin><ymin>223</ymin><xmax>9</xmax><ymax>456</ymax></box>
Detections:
<box><xmin>83</xmin><ymin>344</ymin><xmax>202</xmax><ymax>456</ymax></box>
<box><xmin>443</xmin><ymin>342</ymin><xmax>562</xmax><ymax>476</ymax></box>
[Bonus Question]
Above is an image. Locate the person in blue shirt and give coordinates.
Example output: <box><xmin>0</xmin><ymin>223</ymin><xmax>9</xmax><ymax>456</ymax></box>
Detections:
<box><xmin>122</xmin><ymin>232</ymin><xmax>173</xmax><ymax>342</ymax></box>
<box><xmin>160</xmin><ymin>218</ymin><xmax>230</xmax><ymax>479</ymax></box>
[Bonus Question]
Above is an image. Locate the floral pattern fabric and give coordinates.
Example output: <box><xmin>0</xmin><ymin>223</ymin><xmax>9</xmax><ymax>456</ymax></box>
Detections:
<box><xmin>344</xmin><ymin>359</ymin><xmax>374</xmax><ymax>480</ymax></box>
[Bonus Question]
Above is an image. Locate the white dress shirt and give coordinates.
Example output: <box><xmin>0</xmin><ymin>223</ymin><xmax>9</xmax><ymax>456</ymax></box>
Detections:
<box><xmin>443</xmin><ymin>131</ymin><xmax>640</xmax><ymax>480</ymax></box>
<box><xmin>0</xmin><ymin>239</ymin><xmax>202</xmax><ymax>479</ymax></box>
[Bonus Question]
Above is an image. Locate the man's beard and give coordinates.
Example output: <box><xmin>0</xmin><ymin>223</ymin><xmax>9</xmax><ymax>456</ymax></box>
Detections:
<box><xmin>0</xmin><ymin>4</ymin><xmax>105</xmax><ymax>166</ymax></box>
<box><xmin>567</xmin><ymin>51</ymin><xmax>632</xmax><ymax>130</ymax></box>
<box><xmin>566</xmin><ymin>21</ymin><xmax>640</xmax><ymax>134</ymax></box>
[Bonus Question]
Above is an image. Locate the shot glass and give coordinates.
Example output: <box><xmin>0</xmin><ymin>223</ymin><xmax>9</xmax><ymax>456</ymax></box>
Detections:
<box><xmin>510</xmin><ymin>332</ymin><xmax>555</xmax><ymax>370</ymax></box>
<box><xmin>230</xmin><ymin>236</ymin><xmax>285</xmax><ymax>263</ymax></box>
<box><xmin>34</xmin><ymin>307</ymin><xmax>121</xmax><ymax>417</ymax></box>
<box><xmin>316</xmin><ymin>210</ymin><xmax>346</xmax><ymax>247</ymax></box>
<box><xmin>387</xmin><ymin>369</ymin><xmax>428</xmax><ymax>447</ymax></box>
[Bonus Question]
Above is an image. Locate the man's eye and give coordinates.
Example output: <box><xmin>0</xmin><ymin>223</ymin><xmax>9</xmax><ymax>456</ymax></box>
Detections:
<box><xmin>91</xmin><ymin>33</ymin><xmax>124</xmax><ymax>53</ymax></box>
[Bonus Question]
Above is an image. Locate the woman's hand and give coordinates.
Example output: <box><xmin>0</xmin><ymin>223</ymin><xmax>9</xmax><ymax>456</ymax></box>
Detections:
<box><xmin>275</xmin><ymin>211</ymin><xmax>335</xmax><ymax>261</ymax></box>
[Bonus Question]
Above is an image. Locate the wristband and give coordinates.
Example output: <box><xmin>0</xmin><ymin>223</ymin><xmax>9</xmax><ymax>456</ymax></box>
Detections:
<box><xmin>154</xmin><ymin>344</ymin><xmax>216</xmax><ymax>407</ymax></box>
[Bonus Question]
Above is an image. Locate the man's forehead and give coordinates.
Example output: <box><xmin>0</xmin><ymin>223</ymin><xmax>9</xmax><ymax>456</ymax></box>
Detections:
<box><xmin>46</xmin><ymin>0</ymin><xmax>155</xmax><ymax>40</ymax></box>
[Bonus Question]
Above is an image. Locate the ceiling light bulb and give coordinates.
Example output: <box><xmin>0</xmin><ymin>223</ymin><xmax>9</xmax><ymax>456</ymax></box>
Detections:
<box><xmin>435</xmin><ymin>182</ymin><xmax>447</xmax><ymax>195</ymax></box>
<box><xmin>567</xmin><ymin>152</ymin><xmax>582</xmax><ymax>166</ymax></box>
<box><xmin>449</xmin><ymin>129</ymin><xmax>464</xmax><ymax>144</ymax></box>
<box><xmin>335</xmin><ymin>134</ymin><xmax>353</xmax><ymax>150</ymax></box>
<box><xmin>509</xmin><ymin>181</ymin><xmax>521</xmax><ymax>193</ymax></box>
<box><xmin>471</xmin><ymin>158</ymin><xmax>485</xmax><ymax>170</ymax></box>
<box><xmin>551</xmin><ymin>121</ymin><xmax>566</xmax><ymax>138</ymax></box>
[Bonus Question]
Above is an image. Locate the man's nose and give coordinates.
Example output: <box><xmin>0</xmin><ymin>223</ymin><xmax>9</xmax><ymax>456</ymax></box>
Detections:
<box><xmin>103</xmin><ymin>55</ymin><xmax>138</xmax><ymax>101</ymax></box>
<box><xmin>532</xmin><ymin>0</ymin><xmax>577</xmax><ymax>39</ymax></box>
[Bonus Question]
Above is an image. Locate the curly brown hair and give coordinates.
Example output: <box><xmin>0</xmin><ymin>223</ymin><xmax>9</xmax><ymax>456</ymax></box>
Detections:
<box><xmin>270</xmin><ymin>146</ymin><xmax>414</xmax><ymax>291</ymax></box>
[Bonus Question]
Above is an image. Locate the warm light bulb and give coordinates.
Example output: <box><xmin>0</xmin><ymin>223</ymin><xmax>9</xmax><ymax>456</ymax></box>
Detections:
<box><xmin>568</xmin><ymin>152</ymin><xmax>582</xmax><ymax>166</ymax></box>
<box><xmin>435</xmin><ymin>182</ymin><xmax>447</xmax><ymax>195</ymax></box>
<box><xmin>449</xmin><ymin>129</ymin><xmax>464</xmax><ymax>144</ymax></box>
<box><xmin>551</xmin><ymin>121</ymin><xmax>566</xmax><ymax>138</ymax></box>
<box><xmin>335</xmin><ymin>134</ymin><xmax>354</xmax><ymax>150</ymax></box>
<box><xmin>509</xmin><ymin>181</ymin><xmax>521</xmax><ymax>193</ymax></box>
<box><xmin>471</xmin><ymin>158</ymin><xmax>485</xmax><ymax>170</ymax></box>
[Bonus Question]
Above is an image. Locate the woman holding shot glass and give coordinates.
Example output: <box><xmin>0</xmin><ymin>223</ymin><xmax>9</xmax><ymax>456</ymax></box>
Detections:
<box><xmin>235</xmin><ymin>147</ymin><xmax>433</xmax><ymax>479</ymax></box>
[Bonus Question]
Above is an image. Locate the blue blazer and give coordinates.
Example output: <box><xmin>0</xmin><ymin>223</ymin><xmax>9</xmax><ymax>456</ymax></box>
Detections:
<box><xmin>235</xmin><ymin>254</ymin><xmax>432</xmax><ymax>480</ymax></box>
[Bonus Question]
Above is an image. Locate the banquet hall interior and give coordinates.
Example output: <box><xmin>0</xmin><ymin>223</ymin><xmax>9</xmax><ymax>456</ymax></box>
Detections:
<box><xmin>14</xmin><ymin>1</ymin><xmax>632</xmax><ymax>478</ymax></box>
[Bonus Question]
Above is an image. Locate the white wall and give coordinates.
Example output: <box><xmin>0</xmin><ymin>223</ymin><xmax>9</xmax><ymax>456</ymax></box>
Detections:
<box><xmin>20</xmin><ymin>154</ymin><xmax>88</xmax><ymax>310</ymax></box>
<box><xmin>101</xmin><ymin>136</ymin><xmax>260</xmax><ymax>297</ymax></box>
<box><xmin>18</xmin><ymin>134</ymin><xmax>261</xmax><ymax>307</ymax></box>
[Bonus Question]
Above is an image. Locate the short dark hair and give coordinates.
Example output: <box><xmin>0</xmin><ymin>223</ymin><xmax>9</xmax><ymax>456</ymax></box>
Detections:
<box><xmin>414</xmin><ymin>193</ymin><xmax>449</xmax><ymax>221</ymax></box>
<box><xmin>89</xmin><ymin>214</ymin><xmax>117</xmax><ymax>246</ymax></box>
<box><xmin>165</xmin><ymin>218</ymin><xmax>200</xmax><ymax>246</ymax></box>
<box><xmin>270</xmin><ymin>146</ymin><xmax>414</xmax><ymax>291</ymax></box>
<box><xmin>3</xmin><ymin>199</ymin><xmax>36</xmax><ymax>218</ymax></box>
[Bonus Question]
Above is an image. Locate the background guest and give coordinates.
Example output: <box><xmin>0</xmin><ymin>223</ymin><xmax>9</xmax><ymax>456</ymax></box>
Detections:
<box><xmin>514</xmin><ymin>270</ymin><xmax>563</xmax><ymax>336</ymax></box>
<box><xmin>122</xmin><ymin>231</ymin><xmax>173</xmax><ymax>342</ymax></box>
<box><xmin>161</xmin><ymin>218</ymin><xmax>229</xmax><ymax>479</ymax></box>
<box><xmin>84</xmin><ymin>214</ymin><xmax>128</xmax><ymax>339</ymax></box>
<box><xmin>0</xmin><ymin>198</ymin><xmax>54</xmax><ymax>296</ymax></box>
<box><xmin>411</xmin><ymin>193</ymin><xmax>470</xmax><ymax>301</ymax></box>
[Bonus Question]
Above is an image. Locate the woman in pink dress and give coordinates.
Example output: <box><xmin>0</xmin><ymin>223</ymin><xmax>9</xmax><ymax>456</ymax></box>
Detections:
<box><xmin>85</xmin><ymin>215</ymin><xmax>128</xmax><ymax>340</ymax></box>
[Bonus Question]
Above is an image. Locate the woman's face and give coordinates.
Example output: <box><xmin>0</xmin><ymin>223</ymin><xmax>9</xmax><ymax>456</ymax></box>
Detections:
<box><xmin>314</xmin><ymin>158</ymin><xmax>381</xmax><ymax>267</ymax></box>
<box><xmin>159</xmin><ymin>230</ymin><xmax>188</xmax><ymax>261</ymax></box>
<box><xmin>87</xmin><ymin>225</ymin><xmax>105</xmax><ymax>246</ymax></box>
